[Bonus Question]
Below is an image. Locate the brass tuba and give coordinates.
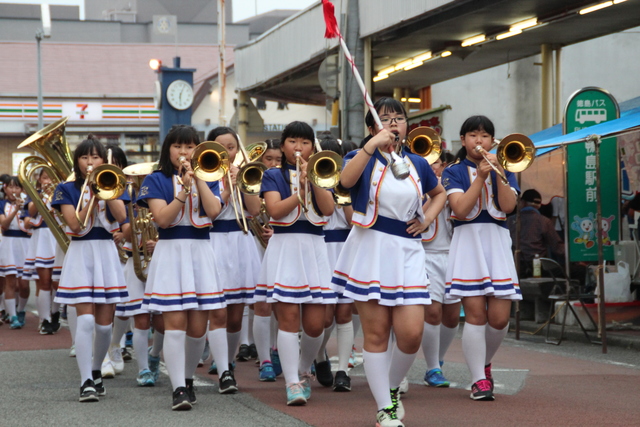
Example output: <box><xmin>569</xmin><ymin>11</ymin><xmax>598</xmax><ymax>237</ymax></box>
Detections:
<box><xmin>123</xmin><ymin>162</ymin><xmax>159</xmax><ymax>281</ymax></box>
<box><xmin>407</xmin><ymin>126</ymin><xmax>442</xmax><ymax>165</ymax></box>
<box><xmin>17</xmin><ymin>117</ymin><xmax>73</xmax><ymax>252</ymax></box>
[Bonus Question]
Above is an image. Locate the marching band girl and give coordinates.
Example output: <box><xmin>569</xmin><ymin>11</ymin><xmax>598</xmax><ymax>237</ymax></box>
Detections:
<box><xmin>137</xmin><ymin>125</ymin><xmax>225</xmax><ymax>410</ymax></box>
<box><xmin>204</xmin><ymin>126</ymin><xmax>261</xmax><ymax>393</ymax></box>
<box><xmin>331</xmin><ymin>97</ymin><xmax>446</xmax><ymax>427</ymax></box>
<box><xmin>25</xmin><ymin>169</ymin><xmax>60</xmax><ymax>334</ymax></box>
<box><xmin>441</xmin><ymin>115</ymin><xmax>520</xmax><ymax>401</ymax></box>
<box><xmin>257</xmin><ymin>121</ymin><xmax>335</xmax><ymax>406</ymax></box>
<box><xmin>52</xmin><ymin>136</ymin><xmax>128</xmax><ymax>402</ymax></box>
<box><xmin>0</xmin><ymin>177</ymin><xmax>31</xmax><ymax>330</ymax></box>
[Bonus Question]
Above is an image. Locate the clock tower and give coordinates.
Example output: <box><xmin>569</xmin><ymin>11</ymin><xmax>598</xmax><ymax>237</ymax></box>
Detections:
<box><xmin>154</xmin><ymin>57</ymin><xmax>196</xmax><ymax>143</ymax></box>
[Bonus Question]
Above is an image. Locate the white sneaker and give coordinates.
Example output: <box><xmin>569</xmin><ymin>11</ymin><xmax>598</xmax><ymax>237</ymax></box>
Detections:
<box><xmin>376</xmin><ymin>406</ymin><xmax>404</xmax><ymax>427</ymax></box>
<box><xmin>69</xmin><ymin>345</ymin><xmax>76</xmax><ymax>357</ymax></box>
<box><xmin>101</xmin><ymin>358</ymin><xmax>116</xmax><ymax>378</ymax></box>
<box><xmin>109</xmin><ymin>345</ymin><xmax>125</xmax><ymax>374</ymax></box>
<box><xmin>398</xmin><ymin>376</ymin><xmax>409</xmax><ymax>394</ymax></box>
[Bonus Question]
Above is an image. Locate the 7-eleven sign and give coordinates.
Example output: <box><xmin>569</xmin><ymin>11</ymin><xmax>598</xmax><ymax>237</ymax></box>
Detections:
<box><xmin>62</xmin><ymin>102</ymin><xmax>101</xmax><ymax>121</ymax></box>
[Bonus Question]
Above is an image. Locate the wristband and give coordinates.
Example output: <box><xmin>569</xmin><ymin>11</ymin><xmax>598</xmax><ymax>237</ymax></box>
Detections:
<box><xmin>175</xmin><ymin>197</ymin><xmax>186</xmax><ymax>203</ymax></box>
<box><xmin>362</xmin><ymin>145</ymin><xmax>374</xmax><ymax>156</ymax></box>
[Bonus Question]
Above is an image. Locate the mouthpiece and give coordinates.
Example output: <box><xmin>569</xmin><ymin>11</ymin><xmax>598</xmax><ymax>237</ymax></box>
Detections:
<box><xmin>86</xmin><ymin>165</ymin><xmax>94</xmax><ymax>173</ymax></box>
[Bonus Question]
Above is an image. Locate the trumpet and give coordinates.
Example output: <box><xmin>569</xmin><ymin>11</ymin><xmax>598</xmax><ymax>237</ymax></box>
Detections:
<box><xmin>407</xmin><ymin>127</ymin><xmax>442</xmax><ymax>165</ymax></box>
<box><xmin>75</xmin><ymin>150</ymin><xmax>127</xmax><ymax>229</ymax></box>
<box><xmin>474</xmin><ymin>133</ymin><xmax>536</xmax><ymax>185</ymax></box>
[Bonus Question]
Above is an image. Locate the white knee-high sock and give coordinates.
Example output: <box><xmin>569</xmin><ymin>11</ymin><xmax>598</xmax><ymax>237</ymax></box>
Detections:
<box><xmin>51</xmin><ymin>292</ymin><xmax>60</xmax><ymax>314</ymax></box>
<box><xmin>150</xmin><ymin>330</ymin><xmax>164</xmax><ymax>358</ymax></box>
<box><xmin>92</xmin><ymin>323</ymin><xmax>112</xmax><ymax>371</ymax></box>
<box><xmin>163</xmin><ymin>330</ymin><xmax>187</xmax><ymax>390</ymax></box>
<box><xmin>227</xmin><ymin>330</ymin><xmax>242</xmax><ymax>365</ymax></box>
<box><xmin>207</xmin><ymin>328</ymin><xmax>229</xmax><ymax>372</ymax></box>
<box><xmin>67</xmin><ymin>305</ymin><xmax>77</xmax><ymax>345</ymax></box>
<box><xmin>485</xmin><ymin>323</ymin><xmax>509</xmax><ymax>365</ymax></box>
<box><xmin>4</xmin><ymin>298</ymin><xmax>16</xmax><ymax>318</ymax></box>
<box><xmin>248</xmin><ymin>308</ymin><xmax>255</xmax><ymax>344</ymax></box>
<box><xmin>336</xmin><ymin>321</ymin><xmax>354</xmax><ymax>372</ymax></box>
<box><xmin>270</xmin><ymin>313</ymin><xmax>278</xmax><ymax>348</ymax></box>
<box><xmin>389</xmin><ymin>345</ymin><xmax>418</xmax><ymax>389</ymax></box>
<box><xmin>421</xmin><ymin>322</ymin><xmax>441</xmax><ymax>371</ymax></box>
<box><xmin>363</xmin><ymin>350</ymin><xmax>393</xmax><ymax>410</ymax></box>
<box><xmin>133</xmin><ymin>328</ymin><xmax>150</xmax><ymax>372</ymax></box>
<box><xmin>299</xmin><ymin>331</ymin><xmax>324</xmax><ymax>374</ymax></box>
<box><xmin>239</xmin><ymin>306</ymin><xmax>250</xmax><ymax>345</ymax></box>
<box><xmin>439</xmin><ymin>324</ymin><xmax>459</xmax><ymax>362</ymax></box>
<box><xmin>111</xmin><ymin>317</ymin><xmax>129</xmax><ymax>348</ymax></box>
<box><xmin>75</xmin><ymin>314</ymin><xmax>95</xmax><ymax>385</ymax></box>
<box><xmin>185</xmin><ymin>334</ymin><xmax>206</xmax><ymax>379</ymax></box>
<box><xmin>462</xmin><ymin>323</ymin><xmax>487</xmax><ymax>383</ymax></box>
<box><xmin>37</xmin><ymin>290</ymin><xmax>52</xmax><ymax>321</ymax></box>
<box><xmin>17</xmin><ymin>295</ymin><xmax>28</xmax><ymax>312</ymax></box>
<box><xmin>316</xmin><ymin>322</ymin><xmax>335</xmax><ymax>362</ymax></box>
<box><xmin>252</xmin><ymin>314</ymin><xmax>271</xmax><ymax>364</ymax></box>
<box><xmin>277</xmin><ymin>330</ymin><xmax>300</xmax><ymax>384</ymax></box>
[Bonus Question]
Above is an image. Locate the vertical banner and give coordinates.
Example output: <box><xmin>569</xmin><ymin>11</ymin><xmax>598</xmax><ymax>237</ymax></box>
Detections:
<box><xmin>564</xmin><ymin>87</ymin><xmax>620</xmax><ymax>261</ymax></box>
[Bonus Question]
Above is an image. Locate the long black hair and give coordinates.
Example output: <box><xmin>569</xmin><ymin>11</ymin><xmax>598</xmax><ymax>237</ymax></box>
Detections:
<box><xmin>105</xmin><ymin>143</ymin><xmax>128</xmax><ymax>169</ymax></box>
<box><xmin>365</xmin><ymin>97</ymin><xmax>408</xmax><ymax>131</ymax></box>
<box><xmin>279</xmin><ymin>121</ymin><xmax>315</xmax><ymax>183</ymax></box>
<box><xmin>158</xmin><ymin>125</ymin><xmax>200</xmax><ymax>177</ymax></box>
<box><xmin>454</xmin><ymin>115</ymin><xmax>496</xmax><ymax>162</ymax></box>
<box><xmin>73</xmin><ymin>135</ymin><xmax>106</xmax><ymax>188</ymax></box>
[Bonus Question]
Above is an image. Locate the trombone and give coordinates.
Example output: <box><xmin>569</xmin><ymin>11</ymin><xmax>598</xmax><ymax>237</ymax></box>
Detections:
<box><xmin>474</xmin><ymin>133</ymin><xmax>536</xmax><ymax>185</ymax></box>
<box><xmin>229</xmin><ymin>140</ymin><xmax>268</xmax><ymax>233</ymax></box>
<box><xmin>75</xmin><ymin>149</ymin><xmax>127</xmax><ymax>229</ymax></box>
<box><xmin>406</xmin><ymin>127</ymin><xmax>442</xmax><ymax>165</ymax></box>
<box><xmin>302</xmin><ymin>140</ymin><xmax>346</xmax><ymax>207</ymax></box>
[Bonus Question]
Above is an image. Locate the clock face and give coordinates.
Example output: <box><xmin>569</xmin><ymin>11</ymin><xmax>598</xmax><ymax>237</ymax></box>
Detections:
<box><xmin>166</xmin><ymin>79</ymin><xmax>194</xmax><ymax>110</ymax></box>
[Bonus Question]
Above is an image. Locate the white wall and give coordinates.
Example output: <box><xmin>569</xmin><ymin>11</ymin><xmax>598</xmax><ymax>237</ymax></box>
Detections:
<box><xmin>431</xmin><ymin>26</ymin><xmax>640</xmax><ymax>150</ymax></box>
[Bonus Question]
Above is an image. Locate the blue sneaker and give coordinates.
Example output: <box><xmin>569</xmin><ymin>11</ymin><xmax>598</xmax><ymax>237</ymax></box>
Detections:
<box><xmin>137</xmin><ymin>369</ymin><xmax>155</xmax><ymax>387</ymax></box>
<box><xmin>17</xmin><ymin>311</ymin><xmax>26</xmax><ymax>327</ymax></box>
<box><xmin>10</xmin><ymin>316</ymin><xmax>22</xmax><ymax>329</ymax></box>
<box><xmin>270</xmin><ymin>348</ymin><xmax>282</xmax><ymax>377</ymax></box>
<box><xmin>259</xmin><ymin>362</ymin><xmax>276</xmax><ymax>382</ymax></box>
<box><xmin>208</xmin><ymin>361</ymin><xmax>217</xmax><ymax>375</ymax></box>
<box><xmin>286</xmin><ymin>382</ymin><xmax>307</xmax><ymax>406</ymax></box>
<box><xmin>300</xmin><ymin>373</ymin><xmax>314</xmax><ymax>400</ymax></box>
<box><xmin>125</xmin><ymin>331</ymin><xmax>133</xmax><ymax>348</ymax></box>
<box><xmin>148</xmin><ymin>347</ymin><xmax>161</xmax><ymax>382</ymax></box>
<box><xmin>424</xmin><ymin>368</ymin><xmax>450</xmax><ymax>387</ymax></box>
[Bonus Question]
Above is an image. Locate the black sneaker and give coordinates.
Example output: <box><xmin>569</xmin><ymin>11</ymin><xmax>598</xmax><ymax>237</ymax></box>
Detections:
<box><xmin>92</xmin><ymin>370</ymin><xmax>106</xmax><ymax>396</ymax></box>
<box><xmin>236</xmin><ymin>344</ymin><xmax>250</xmax><ymax>361</ymax></box>
<box><xmin>39</xmin><ymin>319</ymin><xmax>54</xmax><ymax>335</ymax></box>
<box><xmin>50</xmin><ymin>312</ymin><xmax>61</xmax><ymax>333</ymax></box>
<box><xmin>248</xmin><ymin>343</ymin><xmax>258</xmax><ymax>359</ymax></box>
<box><xmin>172</xmin><ymin>387</ymin><xmax>192</xmax><ymax>411</ymax></box>
<box><xmin>219</xmin><ymin>370</ymin><xmax>238</xmax><ymax>394</ymax></box>
<box><xmin>185</xmin><ymin>378</ymin><xmax>197</xmax><ymax>404</ymax></box>
<box><xmin>314</xmin><ymin>359</ymin><xmax>334</xmax><ymax>387</ymax></box>
<box><xmin>79</xmin><ymin>379</ymin><xmax>99</xmax><ymax>402</ymax></box>
<box><xmin>121</xmin><ymin>347</ymin><xmax>133</xmax><ymax>362</ymax></box>
<box><xmin>333</xmin><ymin>370</ymin><xmax>351</xmax><ymax>392</ymax></box>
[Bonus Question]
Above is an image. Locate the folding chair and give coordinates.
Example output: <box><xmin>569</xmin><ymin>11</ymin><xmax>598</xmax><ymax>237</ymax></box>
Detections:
<box><xmin>541</xmin><ymin>258</ymin><xmax>601</xmax><ymax>345</ymax></box>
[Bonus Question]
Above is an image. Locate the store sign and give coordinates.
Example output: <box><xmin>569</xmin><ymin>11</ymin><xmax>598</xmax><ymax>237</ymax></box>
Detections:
<box><xmin>0</xmin><ymin>102</ymin><xmax>158</xmax><ymax>121</ymax></box>
<box><xmin>564</xmin><ymin>87</ymin><xmax>619</xmax><ymax>261</ymax></box>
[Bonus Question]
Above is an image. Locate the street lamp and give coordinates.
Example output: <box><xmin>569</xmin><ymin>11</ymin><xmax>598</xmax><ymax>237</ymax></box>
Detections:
<box><xmin>36</xmin><ymin>4</ymin><xmax>51</xmax><ymax>129</ymax></box>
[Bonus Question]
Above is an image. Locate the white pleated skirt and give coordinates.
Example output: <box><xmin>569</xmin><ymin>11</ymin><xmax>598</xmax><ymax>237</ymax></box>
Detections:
<box><xmin>115</xmin><ymin>257</ymin><xmax>149</xmax><ymax>317</ymax></box>
<box><xmin>0</xmin><ymin>236</ymin><xmax>30</xmax><ymax>278</ymax></box>
<box><xmin>55</xmin><ymin>239</ymin><xmax>128</xmax><ymax>305</ymax></box>
<box><xmin>332</xmin><ymin>226</ymin><xmax>431</xmax><ymax>307</ymax></box>
<box><xmin>143</xmin><ymin>238</ymin><xmax>226</xmax><ymax>312</ymax></box>
<box><xmin>445</xmin><ymin>223</ymin><xmax>521</xmax><ymax>300</ymax></box>
<box><xmin>210</xmin><ymin>230</ymin><xmax>260</xmax><ymax>305</ymax></box>
<box><xmin>326</xmin><ymin>240</ymin><xmax>353</xmax><ymax>304</ymax></box>
<box><xmin>24</xmin><ymin>228</ymin><xmax>57</xmax><ymax>280</ymax></box>
<box><xmin>52</xmin><ymin>243</ymin><xmax>65</xmax><ymax>282</ymax></box>
<box><xmin>256</xmin><ymin>233</ymin><xmax>336</xmax><ymax>304</ymax></box>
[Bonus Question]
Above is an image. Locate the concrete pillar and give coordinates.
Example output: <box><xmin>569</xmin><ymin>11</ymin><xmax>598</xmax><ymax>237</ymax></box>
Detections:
<box><xmin>393</xmin><ymin>88</ymin><xmax>403</xmax><ymax>101</ymax></box>
<box><xmin>403</xmin><ymin>88</ymin><xmax>411</xmax><ymax>112</ymax></box>
<box><xmin>555</xmin><ymin>47</ymin><xmax>562</xmax><ymax>125</ymax></box>
<box><xmin>237</xmin><ymin>91</ymin><xmax>248</xmax><ymax>144</ymax></box>
<box><xmin>343</xmin><ymin>0</ymin><xmax>365</xmax><ymax>143</ymax></box>
<box><xmin>541</xmin><ymin>43</ymin><xmax>553</xmax><ymax>130</ymax></box>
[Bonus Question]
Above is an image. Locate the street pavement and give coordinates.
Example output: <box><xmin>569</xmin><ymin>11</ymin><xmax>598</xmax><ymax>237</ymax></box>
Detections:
<box><xmin>1</xmin><ymin>304</ymin><xmax>639</xmax><ymax>427</ymax></box>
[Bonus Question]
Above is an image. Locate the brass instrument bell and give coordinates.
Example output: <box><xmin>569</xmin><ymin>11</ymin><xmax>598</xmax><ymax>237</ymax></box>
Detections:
<box><xmin>407</xmin><ymin>126</ymin><xmax>442</xmax><ymax>165</ymax></box>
